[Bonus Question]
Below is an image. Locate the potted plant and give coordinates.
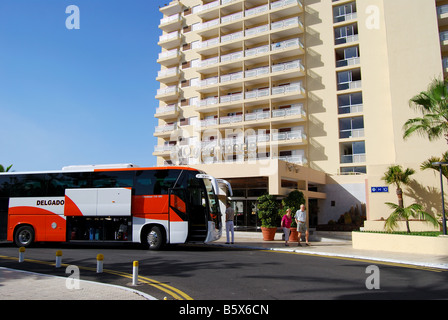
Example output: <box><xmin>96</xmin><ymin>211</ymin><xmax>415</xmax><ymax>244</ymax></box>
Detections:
<box><xmin>279</xmin><ymin>190</ymin><xmax>305</xmax><ymax>242</ymax></box>
<box><xmin>257</xmin><ymin>194</ymin><xmax>280</xmax><ymax>241</ymax></box>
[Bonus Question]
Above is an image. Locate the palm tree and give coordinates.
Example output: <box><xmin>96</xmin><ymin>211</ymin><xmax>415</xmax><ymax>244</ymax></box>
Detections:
<box><xmin>403</xmin><ymin>78</ymin><xmax>448</xmax><ymax>144</ymax></box>
<box><xmin>420</xmin><ymin>151</ymin><xmax>448</xmax><ymax>179</ymax></box>
<box><xmin>382</xmin><ymin>165</ymin><xmax>415</xmax><ymax>208</ymax></box>
<box><xmin>0</xmin><ymin>164</ymin><xmax>12</xmax><ymax>172</ymax></box>
<box><xmin>385</xmin><ymin>202</ymin><xmax>440</xmax><ymax>233</ymax></box>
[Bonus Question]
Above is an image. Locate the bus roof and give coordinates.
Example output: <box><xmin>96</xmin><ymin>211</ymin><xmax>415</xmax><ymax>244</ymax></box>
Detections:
<box><xmin>0</xmin><ymin>164</ymin><xmax>199</xmax><ymax>175</ymax></box>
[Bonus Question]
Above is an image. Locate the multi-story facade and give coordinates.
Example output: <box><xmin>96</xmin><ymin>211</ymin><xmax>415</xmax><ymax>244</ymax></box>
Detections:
<box><xmin>154</xmin><ymin>0</ymin><xmax>447</xmax><ymax>231</ymax></box>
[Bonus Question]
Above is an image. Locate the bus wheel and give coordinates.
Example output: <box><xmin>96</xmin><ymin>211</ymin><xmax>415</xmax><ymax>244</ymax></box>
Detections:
<box><xmin>145</xmin><ymin>226</ymin><xmax>164</xmax><ymax>250</ymax></box>
<box><xmin>14</xmin><ymin>225</ymin><xmax>34</xmax><ymax>248</ymax></box>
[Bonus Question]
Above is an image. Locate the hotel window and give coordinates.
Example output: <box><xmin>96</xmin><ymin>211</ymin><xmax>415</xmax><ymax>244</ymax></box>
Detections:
<box><xmin>335</xmin><ymin>45</ymin><xmax>360</xmax><ymax>68</ymax></box>
<box><xmin>337</xmin><ymin>68</ymin><xmax>361</xmax><ymax>91</ymax></box>
<box><xmin>333</xmin><ymin>2</ymin><xmax>357</xmax><ymax>23</ymax></box>
<box><xmin>334</xmin><ymin>23</ymin><xmax>358</xmax><ymax>45</ymax></box>
<box><xmin>339</xmin><ymin>116</ymin><xmax>364</xmax><ymax>139</ymax></box>
<box><xmin>338</xmin><ymin>92</ymin><xmax>363</xmax><ymax>114</ymax></box>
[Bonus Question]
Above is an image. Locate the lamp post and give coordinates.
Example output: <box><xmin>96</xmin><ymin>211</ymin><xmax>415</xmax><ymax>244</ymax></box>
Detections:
<box><xmin>432</xmin><ymin>162</ymin><xmax>448</xmax><ymax>235</ymax></box>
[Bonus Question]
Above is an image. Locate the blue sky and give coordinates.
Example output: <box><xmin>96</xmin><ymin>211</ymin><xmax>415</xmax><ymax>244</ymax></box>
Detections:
<box><xmin>0</xmin><ymin>0</ymin><xmax>170</xmax><ymax>171</ymax></box>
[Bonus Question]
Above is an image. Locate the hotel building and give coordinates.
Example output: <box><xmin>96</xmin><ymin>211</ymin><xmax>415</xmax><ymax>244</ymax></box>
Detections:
<box><xmin>154</xmin><ymin>0</ymin><xmax>447</xmax><ymax>231</ymax></box>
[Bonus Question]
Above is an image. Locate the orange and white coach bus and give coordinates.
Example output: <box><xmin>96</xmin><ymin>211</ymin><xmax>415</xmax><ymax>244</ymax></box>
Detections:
<box><xmin>0</xmin><ymin>164</ymin><xmax>231</xmax><ymax>250</ymax></box>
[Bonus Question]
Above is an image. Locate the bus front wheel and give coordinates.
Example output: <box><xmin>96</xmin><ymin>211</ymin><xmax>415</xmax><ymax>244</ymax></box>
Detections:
<box><xmin>14</xmin><ymin>225</ymin><xmax>35</xmax><ymax>248</ymax></box>
<box><xmin>144</xmin><ymin>226</ymin><xmax>165</xmax><ymax>250</ymax></box>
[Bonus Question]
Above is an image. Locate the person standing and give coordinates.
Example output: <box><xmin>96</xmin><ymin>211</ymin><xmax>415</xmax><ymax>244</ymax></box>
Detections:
<box><xmin>281</xmin><ymin>208</ymin><xmax>293</xmax><ymax>246</ymax></box>
<box><xmin>295</xmin><ymin>204</ymin><xmax>310</xmax><ymax>246</ymax></box>
<box><xmin>225</xmin><ymin>202</ymin><xmax>235</xmax><ymax>244</ymax></box>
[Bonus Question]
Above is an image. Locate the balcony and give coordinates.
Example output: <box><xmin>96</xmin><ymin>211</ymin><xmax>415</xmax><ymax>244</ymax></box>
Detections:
<box><xmin>195</xmin><ymin>0</ymin><xmax>303</xmax><ymax>23</ymax></box>
<box><xmin>154</xmin><ymin>104</ymin><xmax>180</xmax><ymax>119</ymax></box>
<box><xmin>219</xmin><ymin>114</ymin><xmax>243</xmax><ymax>125</ymax></box>
<box><xmin>154</xmin><ymin>123</ymin><xmax>177</xmax><ymax>137</ymax></box>
<box><xmin>276</xmin><ymin>154</ymin><xmax>307</xmax><ymax>165</ymax></box>
<box><xmin>159</xmin><ymin>13</ymin><xmax>183</xmax><ymax>33</ymax></box>
<box><xmin>158</xmin><ymin>31</ymin><xmax>182</xmax><ymax>50</ymax></box>
<box><xmin>155</xmin><ymin>85</ymin><xmax>180</xmax><ymax>101</ymax></box>
<box><xmin>153</xmin><ymin>144</ymin><xmax>175</xmax><ymax>155</ymax></box>
<box><xmin>157</xmin><ymin>48</ymin><xmax>181</xmax><ymax>67</ymax></box>
<box><xmin>272</xmin><ymin>105</ymin><xmax>306</xmax><ymax>123</ymax></box>
<box><xmin>196</xmin><ymin>38</ymin><xmax>304</xmax><ymax>74</ymax></box>
<box><xmin>271</xmin><ymin>130</ymin><xmax>307</xmax><ymax>146</ymax></box>
<box><xmin>195</xmin><ymin>17</ymin><xmax>303</xmax><ymax>55</ymax></box>
<box><xmin>159</xmin><ymin>0</ymin><xmax>183</xmax><ymax>16</ymax></box>
<box><xmin>245</xmin><ymin>110</ymin><xmax>270</xmax><ymax>122</ymax></box>
<box><xmin>197</xmin><ymin>81</ymin><xmax>305</xmax><ymax>114</ymax></box>
<box><xmin>271</xmin><ymin>82</ymin><xmax>305</xmax><ymax>102</ymax></box>
<box><xmin>156</xmin><ymin>67</ymin><xmax>180</xmax><ymax>83</ymax></box>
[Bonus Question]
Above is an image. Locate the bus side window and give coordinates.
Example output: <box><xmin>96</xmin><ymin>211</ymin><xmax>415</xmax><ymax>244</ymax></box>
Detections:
<box><xmin>91</xmin><ymin>171</ymin><xmax>134</xmax><ymax>188</ymax></box>
<box><xmin>135</xmin><ymin>170</ymin><xmax>155</xmax><ymax>195</ymax></box>
<box><xmin>0</xmin><ymin>176</ymin><xmax>11</xmax><ymax>197</ymax></box>
<box><xmin>46</xmin><ymin>173</ymin><xmax>92</xmax><ymax>196</ymax></box>
<box><xmin>11</xmin><ymin>174</ymin><xmax>47</xmax><ymax>197</ymax></box>
<box><xmin>135</xmin><ymin>169</ymin><xmax>181</xmax><ymax>195</ymax></box>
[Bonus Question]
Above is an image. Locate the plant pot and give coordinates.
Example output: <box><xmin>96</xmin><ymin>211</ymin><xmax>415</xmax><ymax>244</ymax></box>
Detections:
<box><xmin>289</xmin><ymin>228</ymin><xmax>298</xmax><ymax>242</ymax></box>
<box><xmin>261</xmin><ymin>227</ymin><xmax>277</xmax><ymax>241</ymax></box>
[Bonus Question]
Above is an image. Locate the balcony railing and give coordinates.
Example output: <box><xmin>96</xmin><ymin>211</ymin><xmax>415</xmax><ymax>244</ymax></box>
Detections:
<box><xmin>336</xmin><ymin>57</ymin><xmax>360</xmax><ymax>68</ymax></box>
<box><xmin>158</xmin><ymin>48</ymin><xmax>180</xmax><ymax>61</ymax></box>
<box><xmin>194</xmin><ymin>0</ymin><xmax>301</xmax><ymax>19</ymax></box>
<box><xmin>272</xmin><ymin>131</ymin><xmax>305</xmax><ymax>141</ymax></box>
<box><xmin>197</xmin><ymin>39</ymin><xmax>302</xmax><ymax>69</ymax></box>
<box><xmin>160</xmin><ymin>13</ymin><xmax>181</xmax><ymax>25</ymax></box>
<box><xmin>156</xmin><ymin>86</ymin><xmax>178</xmax><ymax>96</ymax></box>
<box><xmin>159</xmin><ymin>31</ymin><xmax>180</xmax><ymax>43</ymax></box>
<box><xmin>341</xmin><ymin>153</ymin><xmax>366</xmax><ymax>164</ymax></box>
<box><xmin>196</xmin><ymin>17</ymin><xmax>302</xmax><ymax>50</ymax></box>
<box><xmin>272</xmin><ymin>105</ymin><xmax>304</xmax><ymax>117</ymax></box>
<box><xmin>339</xmin><ymin>128</ymin><xmax>365</xmax><ymax>139</ymax></box>
<box><xmin>338</xmin><ymin>103</ymin><xmax>363</xmax><ymax>114</ymax></box>
<box><xmin>337</xmin><ymin>80</ymin><xmax>362</xmax><ymax>91</ymax></box>
<box><xmin>157</xmin><ymin>67</ymin><xmax>179</xmax><ymax>79</ymax></box>
<box><xmin>155</xmin><ymin>123</ymin><xmax>177</xmax><ymax>133</ymax></box>
<box><xmin>155</xmin><ymin>105</ymin><xmax>178</xmax><ymax>115</ymax></box>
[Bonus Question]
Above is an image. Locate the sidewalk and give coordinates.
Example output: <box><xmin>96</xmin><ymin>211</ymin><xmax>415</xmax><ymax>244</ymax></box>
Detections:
<box><xmin>214</xmin><ymin>231</ymin><xmax>448</xmax><ymax>270</ymax></box>
<box><xmin>0</xmin><ymin>267</ymin><xmax>156</xmax><ymax>300</ymax></box>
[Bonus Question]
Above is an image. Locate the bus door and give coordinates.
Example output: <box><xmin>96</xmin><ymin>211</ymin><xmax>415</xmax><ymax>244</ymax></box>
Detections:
<box><xmin>168</xmin><ymin>188</ymin><xmax>189</xmax><ymax>244</ymax></box>
<box><xmin>169</xmin><ymin>186</ymin><xmax>208</xmax><ymax>243</ymax></box>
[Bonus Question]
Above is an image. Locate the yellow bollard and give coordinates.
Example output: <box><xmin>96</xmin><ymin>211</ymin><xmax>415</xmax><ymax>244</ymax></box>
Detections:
<box><xmin>96</xmin><ymin>254</ymin><xmax>104</xmax><ymax>273</ymax></box>
<box><xmin>55</xmin><ymin>250</ymin><xmax>63</xmax><ymax>268</ymax></box>
<box><xmin>132</xmin><ymin>261</ymin><xmax>139</xmax><ymax>286</ymax></box>
<box><xmin>18</xmin><ymin>247</ymin><xmax>25</xmax><ymax>263</ymax></box>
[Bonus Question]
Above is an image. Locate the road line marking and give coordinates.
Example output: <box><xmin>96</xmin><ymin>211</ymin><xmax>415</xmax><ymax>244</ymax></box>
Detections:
<box><xmin>0</xmin><ymin>255</ymin><xmax>193</xmax><ymax>300</ymax></box>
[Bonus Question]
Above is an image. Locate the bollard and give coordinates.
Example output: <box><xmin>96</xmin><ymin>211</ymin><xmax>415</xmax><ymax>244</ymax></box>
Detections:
<box><xmin>132</xmin><ymin>261</ymin><xmax>139</xmax><ymax>286</ymax></box>
<box><xmin>18</xmin><ymin>247</ymin><xmax>25</xmax><ymax>263</ymax></box>
<box><xmin>55</xmin><ymin>250</ymin><xmax>63</xmax><ymax>268</ymax></box>
<box><xmin>96</xmin><ymin>254</ymin><xmax>104</xmax><ymax>273</ymax></box>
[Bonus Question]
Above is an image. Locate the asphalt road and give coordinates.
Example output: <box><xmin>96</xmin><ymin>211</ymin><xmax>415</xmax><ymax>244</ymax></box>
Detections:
<box><xmin>1</xmin><ymin>242</ymin><xmax>448</xmax><ymax>301</ymax></box>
